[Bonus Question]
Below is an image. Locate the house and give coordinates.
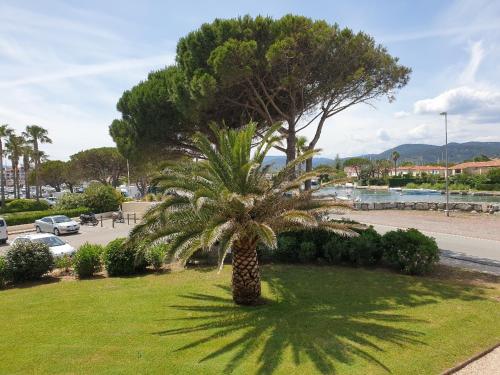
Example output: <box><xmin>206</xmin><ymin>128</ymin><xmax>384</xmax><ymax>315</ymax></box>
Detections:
<box><xmin>451</xmin><ymin>159</ymin><xmax>500</xmax><ymax>175</ymax></box>
<box><xmin>343</xmin><ymin>166</ymin><xmax>359</xmax><ymax>178</ymax></box>
<box><xmin>391</xmin><ymin>165</ymin><xmax>447</xmax><ymax>177</ymax></box>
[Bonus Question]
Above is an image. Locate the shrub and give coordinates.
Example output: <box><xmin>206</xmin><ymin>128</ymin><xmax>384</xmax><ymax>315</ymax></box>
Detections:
<box><xmin>56</xmin><ymin>193</ymin><xmax>87</xmax><ymax>210</ymax></box>
<box><xmin>2</xmin><ymin>199</ymin><xmax>50</xmax><ymax>213</ymax></box>
<box><xmin>84</xmin><ymin>183</ymin><xmax>122</xmax><ymax>213</ymax></box>
<box><xmin>382</xmin><ymin>228</ymin><xmax>439</xmax><ymax>275</ymax></box>
<box><xmin>322</xmin><ymin>236</ymin><xmax>347</xmax><ymax>264</ymax></box>
<box><xmin>0</xmin><ymin>256</ymin><xmax>8</xmax><ymax>288</ymax></box>
<box><xmin>74</xmin><ymin>243</ymin><xmax>103</xmax><ymax>278</ymax></box>
<box><xmin>298</xmin><ymin>241</ymin><xmax>317</xmax><ymax>263</ymax></box>
<box><xmin>275</xmin><ymin>235</ymin><xmax>298</xmax><ymax>262</ymax></box>
<box><xmin>145</xmin><ymin>244</ymin><xmax>167</xmax><ymax>271</ymax></box>
<box><xmin>54</xmin><ymin>254</ymin><xmax>73</xmax><ymax>272</ymax></box>
<box><xmin>346</xmin><ymin>227</ymin><xmax>383</xmax><ymax>266</ymax></box>
<box><xmin>5</xmin><ymin>242</ymin><xmax>54</xmax><ymax>282</ymax></box>
<box><xmin>3</xmin><ymin>207</ymin><xmax>91</xmax><ymax>226</ymax></box>
<box><xmin>104</xmin><ymin>238</ymin><xmax>146</xmax><ymax>276</ymax></box>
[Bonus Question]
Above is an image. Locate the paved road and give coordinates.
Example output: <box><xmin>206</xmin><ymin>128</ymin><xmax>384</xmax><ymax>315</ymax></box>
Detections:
<box><xmin>0</xmin><ymin>220</ymin><xmax>133</xmax><ymax>255</ymax></box>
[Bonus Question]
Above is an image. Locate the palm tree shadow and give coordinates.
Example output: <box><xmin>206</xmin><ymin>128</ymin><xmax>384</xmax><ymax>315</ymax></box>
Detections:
<box><xmin>153</xmin><ymin>266</ymin><xmax>486</xmax><ymax>374</ymax></box>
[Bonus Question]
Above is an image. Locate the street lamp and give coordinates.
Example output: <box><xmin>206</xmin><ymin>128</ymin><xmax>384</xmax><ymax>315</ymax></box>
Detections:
<box><xmin>440</xmin><ymin>111</ymin><xmax>449</xmax><ymax>217</ymax></box>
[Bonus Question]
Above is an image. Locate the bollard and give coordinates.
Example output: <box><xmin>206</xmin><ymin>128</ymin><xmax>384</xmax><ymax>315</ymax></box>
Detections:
<box><xmin>127</xmin><ymin>213</ymin><xmax>130</xmax><ymax>225</ymax></box>
<box><xmin>100</xmin><ymin>216</ymin><xmax>103</xmax><ymax>227</ymax></box>
<box><xmin>112</xmin><ymin>218</ymin><xmax>115</xmax><ymax>228</ymax></box>
<box><xmin>134</xmin><ymin>212</ymin><xmax>136</xmax><ymax>224</ymax></box>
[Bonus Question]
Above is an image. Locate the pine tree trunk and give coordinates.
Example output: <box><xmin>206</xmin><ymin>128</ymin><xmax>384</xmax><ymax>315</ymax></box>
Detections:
<box><xmin>231</xmin><ymin>239</ymin><xmax>261</xmax><ymax>305</ymax></box>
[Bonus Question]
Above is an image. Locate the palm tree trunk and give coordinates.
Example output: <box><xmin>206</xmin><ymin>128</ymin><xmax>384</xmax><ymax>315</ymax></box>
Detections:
<box><xmin>0</xmin><ymin>142</ymin><xmax>4</xmax><ymax>207</ymax></box>
<box><xmin>24</xmin><ymin>157</ymin><xmax>30</xmax><ymax>199</ymax></box>
<box><xmin>231</xmin><ymin>239</ymin><xmax>261</xmax><ymax>305</ymax></box>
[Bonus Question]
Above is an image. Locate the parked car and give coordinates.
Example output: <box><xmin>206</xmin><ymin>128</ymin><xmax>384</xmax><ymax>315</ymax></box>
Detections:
<box><xmin>0</xmin><ymin>217</ymin><xmax>8</xmax><ymax>244</ymax></box>
<box><xmin>11</xmin><ymin>233</ymin><xmax>75</xmax><ymax>257</ymax></box>
<box><xmin>43</xmin><ymin>197</ymin><xmax>58</xmax><ymax>206</ymax></box>
<box><xmin>34</xmin><ymin>215</ymin><xmax>80</xmax><ymax>235</ymax></box>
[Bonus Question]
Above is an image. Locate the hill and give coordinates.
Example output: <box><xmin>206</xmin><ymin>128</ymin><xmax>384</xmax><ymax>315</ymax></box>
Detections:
<box><xmin>359</xmin><ymin>142</ymin><xmax>500</xmax><ymax>163</ymax></box>
<box><xmin>263</xmin><ymin>142</ymin><xmax>500</xmax><ymax>168</ymax></box>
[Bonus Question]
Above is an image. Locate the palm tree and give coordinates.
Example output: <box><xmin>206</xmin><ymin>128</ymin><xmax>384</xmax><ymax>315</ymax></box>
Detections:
<box><xmin>129</xmin><ymin>124</ymin><xmax>355</xmax><ymax>305</ymax></box>
<box><xmin>5</xmin><ymin>134</ymin><xmax>24</xmax><ymax>199</ymax></box>
<box><xmin>0</xmin><ymin>124</ymin><xmax>13</xmax><ymax>206</ymax></box>
<box><xmin>23</xmin><ymin>125</ymin><xmax>52</xmax><ymax>199</ymax></box>
<box><xmin>20</xmin><ymin>138</ymin><xmax>34</xmax><ymax>199</ymax></box>
<box><xmin>391</xmin><ymin>151</ymin><xmax>400</xmax><ymax>176</ymax></box>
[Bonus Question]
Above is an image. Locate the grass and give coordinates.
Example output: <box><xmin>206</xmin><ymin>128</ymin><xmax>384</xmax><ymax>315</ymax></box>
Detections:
<box><xmin>0</xmin><ymin>265</ymin><xmax>499</xmax><ymax>374</ymax></box>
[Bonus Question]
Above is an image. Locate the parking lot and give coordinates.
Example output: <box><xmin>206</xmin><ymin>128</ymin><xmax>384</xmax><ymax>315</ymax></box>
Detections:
<box><xmin>0</xmin><ymin>219</ymin><xmax>134</xmax><ymax>255</ymax></box>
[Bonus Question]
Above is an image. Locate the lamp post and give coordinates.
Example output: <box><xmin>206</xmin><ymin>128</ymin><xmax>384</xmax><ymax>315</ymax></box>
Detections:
<box><xmin>440</xmin><ymin>112</ymin><xmax>449</xmax><ymax>217</ymax></box>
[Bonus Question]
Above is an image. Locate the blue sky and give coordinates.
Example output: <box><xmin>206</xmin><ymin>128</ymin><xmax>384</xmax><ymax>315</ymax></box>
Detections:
<box><xmin>1</xmin><ymin>0</ymin><xmax>499</xmax><ymax>160</ymax></box>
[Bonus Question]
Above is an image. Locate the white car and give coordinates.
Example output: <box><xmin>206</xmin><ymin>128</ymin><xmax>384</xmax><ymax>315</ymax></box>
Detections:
<box><xmin>43</xmin><ymin>197</ymin><xmax>58</xmax><ymax>206</ymax></box>
<box><xmin>0</xmin><ymin>217</ymin><xmax>7</xmax><ymax>244</ymax></box>
<box><xmin>35</xmin><ymin>215</ymin><xmax>80</xmax><ymax>235</ymax></box>
<box><xmin>11</xmin><ymin>233</ymin><xmax>76</xmax><ymax>257</ymax></box>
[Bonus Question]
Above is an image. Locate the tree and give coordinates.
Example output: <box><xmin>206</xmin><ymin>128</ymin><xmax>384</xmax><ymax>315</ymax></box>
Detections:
<box><xmin>343</xmin><ymin>157</ymin><xmax>371</xmax><ymax>179</ymax></box>
<box><xmin>176</xmin><ymin>15</ymin><xmax>410</xmax><ymax>188</ymax></box>
<box><xmin>334</xmin><ymin>154</ymin><xmax>342</xmax><ymax>170</ymax></box>
<box><xmin>20</xmin><ymin>139</ymin><xmax>34</xmax><ymax>198</ymax></box>
<box><xmin>487</xmin><ymin>168</ymin><xmax>500</xmax><ymax>184</ymax></box>
<box><xmin>70</xmin><ymin>147</ymin><xmax>126</xmax><ymax>187</ymax></box>
<box><xmin>5</xmin><ymin>134</ymin><xmax>24</xmax><ymax>198</ymax></box>
<box><xmin>23</xmin><ymin>125</ymin><xmax>52</xmax><ymax>199</ymax></box>
<box><xmin>36</xmin><ymin>160</ymin><xmax>67</xmax><ymax>192</ymax></box>
<box><xmin>295</xmin><ymin>136</ymin><xmax>308</xmax><ymax>174</ymax></box>
<box><xmin>129</xmin><ymin>124</ymin><xmax>354</xmax><ymax>305</ymax></box>
<box><xmin>111</xmin><ymin>15</ymin><xmax>410</xmax><ymax>180</ymax></box>
<box><xmin>473</xmin><ymin>154</ymin><xmax>491</xmax><ymax>162</ymax></box>
<box><xmin>391</xmin><ymin>151</ymin><xmax>400</xmax><ymax>175</ymax></box>
<box><xmin>0</xmin><ymin>125</ymin><xmax>13</xmax><ymax>206</ymax></box>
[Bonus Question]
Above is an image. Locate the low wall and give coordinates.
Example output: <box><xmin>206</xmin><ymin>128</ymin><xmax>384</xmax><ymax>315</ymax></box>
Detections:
<box><xmin>353</xmin><ymin>201</ymin><xmax>500</xmax><ymax>214</ymax></box>
<box><xmin>122</xmin><ymin>201</ymin><xmax>156</xmax><ymax>218</ymax></box>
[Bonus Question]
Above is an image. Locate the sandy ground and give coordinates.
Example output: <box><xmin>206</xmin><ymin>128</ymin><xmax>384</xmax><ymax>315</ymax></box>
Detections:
<box><xmin>333</xmin><ymin>210</ymin><xmax>500</xmax><ymax>241</ymax></box>
<box><xmin>454</xmin><ymin>347</ymin><xmax>500</xmax><ymax>374</ymax></box>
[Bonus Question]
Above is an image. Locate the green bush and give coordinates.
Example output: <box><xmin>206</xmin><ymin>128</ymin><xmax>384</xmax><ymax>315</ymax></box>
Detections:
<box><xmin>382</xmin><ymin>228</ymin><xmax>439</xmax><ymax>275</ymax></box>
<box><xmin>104</xmin><ymin>238</ymin><xmax>146</xmax><ymax>276</ymax></box>
<box><xmin>487</xmin><ymin>168</ymin><xmax>500</xmax><ymax>184</ymax></box>
<box><xmin>3</xmin><ymin>207</ymin><xmax>91</xmax><ymax>226</ymax></box>
<box><xmin>322</xmin><ymin>237</ymin><xmax>346</xmax><ymax>264</ymax></box>
<box><xmin>275</xmin><ymin>235</ymin><xmax>299</xmax><ymax>262</ymax></box>
<box><xmin>298</xmin><ymin>241</ymin><xmax>317</xmax><ymax>263</ymax></box>
<box><xmin>346</xmin><ymin>227</ymin><xmax>383</xmax><ymax>266</ymax></box>
<box><xmin>145</xmin><ymin>244</ymin><xmax>167</xmax><ymax>271</ymax></box>
<box><xmin>74</xmin><ymin>243</ymin><xmax>103</xmax><ymax>278</ymax></box>
<box><xmin>0</xmin><ymin>256</ymin><xmax>8</xmax><ymax>288</ymax></box>
<box><xmin>84</xmin><ymin>183</ymin><xmax>122</xmax><ymax>213</ymax></box>
<box><xmin>5</xmin><ymin>242</ymin><xmax>54</xmax><ymax>282</ymax></box>
<box><xmin>476</xmin><ymin>183</ymin><xmax>500</xmax><ymax>191</ymax></box>
<box><xmin>54</xmin><ymin>254</ymin><xmax>73</xmax><ymax>272</ymax></box>
<box><xmin>2</xmin><ymin>199</ymin><xmax>50</xmax><ymax>213</ymax></box>
<box><xmin>56</xmin><ymin>193</ymin><xmax>87</xmax><ymax>210</ymax></box>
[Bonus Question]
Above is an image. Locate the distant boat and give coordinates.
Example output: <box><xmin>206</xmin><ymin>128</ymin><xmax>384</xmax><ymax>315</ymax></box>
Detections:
<box><xmin>402</xmin><ymin>188</ymin><xmax>441</xmax><ymax>195</ymax></box>
<box><xmin>389</xmin><ymin>187</ymin><xmax>402</xmax><ymax>192</ymax></box>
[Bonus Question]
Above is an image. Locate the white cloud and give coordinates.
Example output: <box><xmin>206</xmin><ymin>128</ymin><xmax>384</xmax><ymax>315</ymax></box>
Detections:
<box><xmin>413</xmin><ymin>86</ymin><xmax>500</xmax><ymax>122</ymax></box>
<box><xmin>376</xmin><ymin>128</ymin><xmax>391</xmax><ymax>141</ymax></box>
<box><xmin>394</xmin><ymin>111</ymin><xmax>410</xmax><ymax>118</ymax></box>
<box><xmin>408</xmin><ymin>124</ymin><xmax>432</xmax><ymax>140</ymax></box>
<box><xmin>459</xmin><ymin>41</ymin><xmax>485</xmax><ymax>84</ymax></box>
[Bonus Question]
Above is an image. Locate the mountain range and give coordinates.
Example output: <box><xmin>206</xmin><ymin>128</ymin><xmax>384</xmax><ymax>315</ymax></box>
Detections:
<box><xmin>263</xmin><ymin>142</ymin><xmax>500</xmax><ymax>168</ymax></box>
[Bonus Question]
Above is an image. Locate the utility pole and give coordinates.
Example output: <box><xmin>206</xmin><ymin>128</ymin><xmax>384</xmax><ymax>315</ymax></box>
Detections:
<box><xmin>440</xmin><ymin>112</ymin><xmax>449</xmax><ymax>217</ymax></box>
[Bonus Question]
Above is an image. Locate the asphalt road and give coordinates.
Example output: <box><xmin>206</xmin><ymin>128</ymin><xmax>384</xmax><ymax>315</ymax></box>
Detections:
<box><xmin>0</xmin><ymin>220</ymin><xmax>133</xmax><ymax>255</ymax></box>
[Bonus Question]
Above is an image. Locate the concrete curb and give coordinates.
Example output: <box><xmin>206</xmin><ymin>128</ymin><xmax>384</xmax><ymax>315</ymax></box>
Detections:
<box><xmin>440</xmin><ymin>253</ymin><xmax>500</xmax><ymax>269</ymax></box>
<box><xmin>441</xmin><ymin>342</ymin><xmax>500</xmax><ymax>374</ymax></box>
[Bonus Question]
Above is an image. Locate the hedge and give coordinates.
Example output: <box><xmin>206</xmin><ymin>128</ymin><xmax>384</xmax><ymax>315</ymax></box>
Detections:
<box><xmin>3</xmin><ymin>207</ymin><xmax>91</xmax><ymax>226</ymax></box>
<box><xmin>476</xmin><ymin>183</ymin><xmax>500</xmax><ymax>191</ymax></box>
<box><xmin>0</xmin><ymin>199</ymin><xmax>50</xmax><ymax>213</ymax></box>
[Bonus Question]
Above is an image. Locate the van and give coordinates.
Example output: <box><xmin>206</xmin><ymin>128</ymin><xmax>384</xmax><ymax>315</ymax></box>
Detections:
<box><xmin>0</xmin><ymin>217</ymin><xmax>7</xmax><ymax>244</ymax></box>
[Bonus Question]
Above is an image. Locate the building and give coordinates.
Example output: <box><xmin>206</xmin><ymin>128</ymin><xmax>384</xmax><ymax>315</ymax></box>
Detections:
<box><xmin>3</xmin><ymin>167</ymin><xmax>27</xmax><ymax>187</ymax></box>
<box><xmin>390</xmin><ymin>165</ymin><xmax>447</xmax><ymax>177</ymax></box>
<box><xmin>451</xmin><ymin>159</ymin><xmax>500</xmax><ymax>175</ymax></box>
<box><xmin>343</xmin><ymin>166</ymin><xmax>359</xmax><ymax>178</ymax></box>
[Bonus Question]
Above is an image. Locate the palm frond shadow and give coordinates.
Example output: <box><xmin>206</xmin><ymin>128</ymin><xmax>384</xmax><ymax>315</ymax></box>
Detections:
<box><xmin>154</xmin><ymin>267</ymin><xmax>485</xmax><ymax>374</ymax></box>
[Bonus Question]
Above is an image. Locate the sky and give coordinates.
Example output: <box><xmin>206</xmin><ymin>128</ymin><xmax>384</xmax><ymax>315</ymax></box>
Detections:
<box><xmin>1</xmin><ymin>0</ymin><xmax>500</xmax><ymax>161</ymax></box>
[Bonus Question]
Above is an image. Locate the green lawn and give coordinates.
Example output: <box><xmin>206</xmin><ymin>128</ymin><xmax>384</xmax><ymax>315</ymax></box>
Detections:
<box><xmin>0</xmin><ymin>265</ymin><xmax>499</xmax><ymax>374</ymax></box>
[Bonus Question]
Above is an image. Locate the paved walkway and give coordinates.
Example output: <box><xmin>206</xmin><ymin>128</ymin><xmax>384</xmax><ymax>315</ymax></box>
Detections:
<box><xmin>454</xmin><ymin>346</ymin><xmax>500</xmax><ymax>374</ymax></box>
